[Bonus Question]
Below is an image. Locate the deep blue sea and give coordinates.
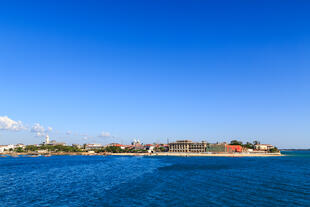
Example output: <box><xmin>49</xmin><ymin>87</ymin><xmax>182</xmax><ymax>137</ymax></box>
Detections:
<box><xmin>1</xmin><ymin>151</ymin><xmax>310</xmax><ymax>207</ymax></box>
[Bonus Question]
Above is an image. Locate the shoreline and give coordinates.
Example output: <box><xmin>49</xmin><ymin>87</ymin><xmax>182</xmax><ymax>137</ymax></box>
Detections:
<box><xmin>110</xmin><ymin>152</ymin><xmax>283</xmax><ymax>157</ymax></box>
<box><xmin>0</xmin><ymin>152</ymin><xmax>283</xmax><ymax>157</ymax></box>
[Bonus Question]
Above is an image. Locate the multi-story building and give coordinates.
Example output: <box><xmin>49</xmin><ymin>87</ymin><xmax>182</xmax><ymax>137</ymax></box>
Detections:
<box><xmin>226</xmin><ymin>145</ymin><xmax>243</xmax><ymax>152</ymax></box>
<box><xmin>168</xmin><ymin>140</ymin><xmax>237</xmax><ymax>153</ymax></box>
<box><xmin>85</xmin><ymin>143</ymin><xmax>103</xmax><ymax>150</ymax></box>
<box><xmin>169</xmin><ymin>140</ymin><xmax>208</xmax><ymax>153</ymax></box>
<box><xmin>254</xmin><ymin>144</ymin><xmax>274</xmax><ymax>151</ymax></box>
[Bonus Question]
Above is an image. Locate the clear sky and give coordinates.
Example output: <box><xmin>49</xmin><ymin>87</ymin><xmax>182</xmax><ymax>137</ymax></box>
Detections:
<box><xmin>0</xmin><ymin>0</ymin><xmax>309</xmax><ymax>148</ymax></box>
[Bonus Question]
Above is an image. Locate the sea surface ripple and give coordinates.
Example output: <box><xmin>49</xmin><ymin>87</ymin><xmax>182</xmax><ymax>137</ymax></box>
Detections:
<box><xmin>0</xmin><ymin>151</ymin><xmax>310</xmax><ymax>207</ymax></box>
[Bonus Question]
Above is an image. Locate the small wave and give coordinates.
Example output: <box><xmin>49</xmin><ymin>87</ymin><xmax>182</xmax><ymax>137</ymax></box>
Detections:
<box><xmin>158</xmin><ymin>164</ymin><xmax>230</xmax><ymax>171</ymax></box>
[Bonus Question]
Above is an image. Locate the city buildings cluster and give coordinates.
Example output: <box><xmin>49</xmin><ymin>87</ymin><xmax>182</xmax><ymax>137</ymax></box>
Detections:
<box><xmin>0</xmin><ymin>135</ymin><xmax>276</xmax><ymax>154</ymax></box>
<box><xmin>168</xmin><ymin>140</ymin><xmax>275</xmax><ymax>153</ymax></box>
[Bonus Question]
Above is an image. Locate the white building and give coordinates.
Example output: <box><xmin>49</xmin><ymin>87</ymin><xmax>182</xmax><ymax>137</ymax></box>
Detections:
<box><xmin>145</xmin><ymin>145</ymin><xmax>155</xmax><ymax>153</ymax></box>
<box><xmin>254</xmin><ymin>144</ymin><xmax>274</xmax><ymax>151</ymax></box>
<box><xmin>85</xmin><ymin>143</ymin><xmax>103</xmax><ymax>149</ymax></box>
<box><xmin>0</xmin><ymin>145</ymin><xmax>15</xmax><ymax>153</ymax></box>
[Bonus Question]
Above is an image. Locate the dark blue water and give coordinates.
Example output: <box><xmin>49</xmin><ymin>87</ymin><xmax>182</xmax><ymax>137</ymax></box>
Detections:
<box><xmin>1</xmin><ymin>152</ymin><xmax>310</xmax><ymax>207</ymax></box>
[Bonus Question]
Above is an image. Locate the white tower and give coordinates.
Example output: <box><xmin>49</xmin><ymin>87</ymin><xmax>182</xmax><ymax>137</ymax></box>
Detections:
<box><xmin>45</xmin><ymin>135</ymin><xmax>50</xmax><ymax>144</ymax></box>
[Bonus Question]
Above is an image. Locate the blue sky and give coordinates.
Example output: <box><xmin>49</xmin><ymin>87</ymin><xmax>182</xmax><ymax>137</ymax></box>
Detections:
<box><xmin>0</xmin><ymin>0</ymin><xmax>309</xmax><ymax>148</ymax></box>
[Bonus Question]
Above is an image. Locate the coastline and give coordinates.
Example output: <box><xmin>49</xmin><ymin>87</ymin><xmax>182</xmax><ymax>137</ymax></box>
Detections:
<box><xmin>109</xmin><ymin>152</ymin><xmax>283</xmax><ymax>157</ymax></box>
<box><xmin>0</xmin><ymin>152</ymin><xmax>283</xmax><ymax>157</ymax></box>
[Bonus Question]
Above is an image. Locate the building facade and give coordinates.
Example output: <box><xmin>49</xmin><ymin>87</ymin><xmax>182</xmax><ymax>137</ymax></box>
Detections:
<box><xmin>169</xmin><ymin>140</ymin><xmax>211</xmax><ymax>153</ymax></box>
<box><xmin>254</xmin><ymin>144</ymin><xmax>274</xmax><ymax>151</ymax></box>
<box><xmin>85</xmin><ymin>143</ymin><xmax>103</xmax><ymax>150</ymax></box>
<box><xmin>0</xmin><ymin>145</ymin><xmax>15</xmax><ymax>153</ymax></box>
<box><xmin>168</xmin><ymin>140</ymin><xmax>241</xmax><ymax>153</ymax></box>
<box><xmin>226</xmin><ymin>145</ymin><xmax>243</xmax><ymax>153</ymax></box>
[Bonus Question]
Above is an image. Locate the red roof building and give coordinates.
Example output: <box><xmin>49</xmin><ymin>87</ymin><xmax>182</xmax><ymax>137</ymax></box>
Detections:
<box><xmin>226</xmin><ymin>145</ymin><xmax>243</xmax><ymax>153</ymax></box>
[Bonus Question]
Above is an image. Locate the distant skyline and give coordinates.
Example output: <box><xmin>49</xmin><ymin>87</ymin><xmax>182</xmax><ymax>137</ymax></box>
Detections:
<box><xmin>1</xmin><ymin>1</ymin><xmax>310</xmax><ymax>148</ymax></box>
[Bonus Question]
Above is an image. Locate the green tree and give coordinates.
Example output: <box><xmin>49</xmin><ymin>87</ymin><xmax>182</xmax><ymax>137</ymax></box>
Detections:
<box><xmin>268</xmin><ymin>147</ymin><xmax>279</xmax><ymax>153</ymax></box>
<box><xmin>230</xmin><ymin>140</ymin><xmax>243</xmax><ymax>145</ymax></box>
<box><xmin>25</xmin><ymin>145</ymin><xmax>39</xmax><ymax>152</ymax></box>
<box><xmin>154</xmin><ymin>147</ymin><xmax>167</xmax><ymax>152</ymax></box>
<box><xmin>15</xmin><ymin>147</ymin><xmax>24</xmax><ymax>153</ymax></box>
<box><xmin>253</xmin><ymin>140</ymin><xmax>260</xmax><ymax>145</ymax></box>
<box><xmin>104</xmin><ymin>146</ymin><xmax>124</xmax><ymax>153</ymax></box>
<box><xmin>242</xmin><ymin>142</ymin><xmax>254</xmax><ymax>149</ymax></box>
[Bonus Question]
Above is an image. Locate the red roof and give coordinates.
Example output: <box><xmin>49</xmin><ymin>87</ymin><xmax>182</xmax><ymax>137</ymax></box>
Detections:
<box><xmin>112</xmin><ymin>144</ymin><xmax>124</xmax><ymax>147</ymax></box>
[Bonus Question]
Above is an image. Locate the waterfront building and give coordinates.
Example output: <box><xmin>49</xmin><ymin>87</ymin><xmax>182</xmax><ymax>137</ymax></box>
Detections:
<box><xmin>144</xmin><ymin>144</ymin><xmax>155</xmax><ymax>153</ymax></box>
<box><xmin>0</xmin><ymin>145</ymin><xmax>15</xmax><ymax>153</ymax></box>
<box><xmin>206</xmin><ymin>143</ymin><xmax>226</xmax><ymax>152</ymax></box>
<box><xmin>168</xmin><ymin>140</ymin><xmax>208</xmax><ymax>153</ymax></box>
<box><xmin>168</xmin><ymin>140</ymin><xmax>240</xmax><ymax>153</ymax></box>
<box><xmin>85</xmin><ymin>143</ymin><xmax>103</xmax><ymax>150</ymax></box>
<box><xmin>254</xmin><ymin>144</ymin><xmax>274</xmax><ymax>151</ymax></box>
<box><xmin>226</xmin><ymin>145</ymin><xmax>243</xmax><ymax>153</ymax></box>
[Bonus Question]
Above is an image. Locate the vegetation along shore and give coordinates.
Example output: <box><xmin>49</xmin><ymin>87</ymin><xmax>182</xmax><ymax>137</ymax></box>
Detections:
<box><xmin>1</xmin><ymin>137</ymin><xmax>282</xmax><ymax>157</ymax></box>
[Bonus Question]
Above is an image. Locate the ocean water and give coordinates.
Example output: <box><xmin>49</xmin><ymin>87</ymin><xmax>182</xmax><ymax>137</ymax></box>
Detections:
<box><xmin>0</xmin><ymin>152</ymin><xmax>310</xmax><ymax>207</ymax></box>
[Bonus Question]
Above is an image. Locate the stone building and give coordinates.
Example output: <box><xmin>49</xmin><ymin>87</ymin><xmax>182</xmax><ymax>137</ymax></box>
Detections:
<box><xmin>168</xmin><ymin>140</ymin><xmax>207</xmax><ymax>153</ymax></box>
<box><xmin>168</xmin><ymin>140</ymin><xmax>227</xmax><ymax>153</ymax></box>
<box><xmin>206</xmin><ymin>143</ymin><xmax>226</xmax><ymax>152</ymax></box>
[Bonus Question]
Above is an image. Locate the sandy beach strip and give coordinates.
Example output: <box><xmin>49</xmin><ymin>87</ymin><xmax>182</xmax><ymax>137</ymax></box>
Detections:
<box><xmin>109</xmin><ymin>152</ymin><xmax>283</xmax><ymax>157</ymax></box>
<box><xmin>1</xmin><ymin>152</ymin><xmax>283</xmax><ymax>157</ymax></box>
